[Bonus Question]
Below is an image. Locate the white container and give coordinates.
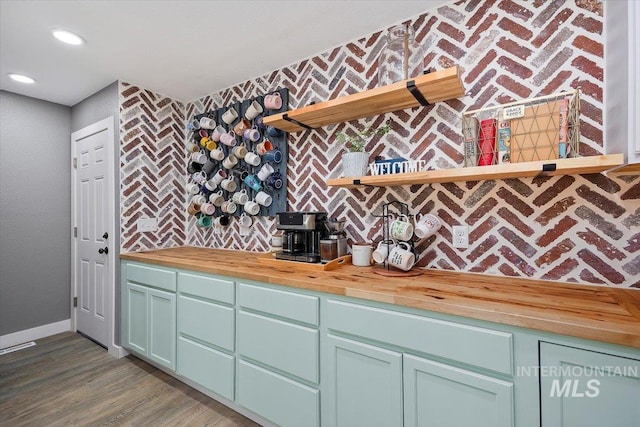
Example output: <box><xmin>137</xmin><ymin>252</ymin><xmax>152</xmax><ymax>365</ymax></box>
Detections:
<box><xmin>341</xmin><ymin>152</ymin><xmax>369</xmax><ymax>177</ymax></box>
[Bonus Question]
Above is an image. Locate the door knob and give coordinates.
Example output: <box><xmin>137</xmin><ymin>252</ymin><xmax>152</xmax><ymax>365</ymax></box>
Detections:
<box><xmin>103</xmin><ymin>232</ymin><xmax>109</xmax><ymax>239</ymax></box>
<box><xmin>98</xmin><ymin>247</ymin><xmax>109</xmax><ymax>255</ymax></box>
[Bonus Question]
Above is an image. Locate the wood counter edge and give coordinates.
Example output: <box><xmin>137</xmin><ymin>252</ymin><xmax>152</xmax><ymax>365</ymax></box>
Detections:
<box><xmin>120</xmin><ymin>248</ymin><xmax>640</xmax><ymax>349</ymax></box>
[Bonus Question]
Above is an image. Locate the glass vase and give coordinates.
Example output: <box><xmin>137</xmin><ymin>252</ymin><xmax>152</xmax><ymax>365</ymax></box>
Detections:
<box><xmin>377</xmin><ymin>24</ymin><xmax>426</xmax><ymax>86</ymax></box>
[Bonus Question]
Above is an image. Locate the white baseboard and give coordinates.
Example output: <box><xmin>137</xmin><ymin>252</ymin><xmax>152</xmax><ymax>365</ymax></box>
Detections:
<box><xmin>0</xmin><ymin>319</ymin><xmax>71</xmax><ymax>349</ymax></box>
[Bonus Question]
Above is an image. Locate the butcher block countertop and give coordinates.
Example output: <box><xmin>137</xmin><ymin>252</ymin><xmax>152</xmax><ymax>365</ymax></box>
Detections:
<box><xmin>121</xmin><ymin>247</ymin><xmax>640</xmax><ymax>349</ymax></box>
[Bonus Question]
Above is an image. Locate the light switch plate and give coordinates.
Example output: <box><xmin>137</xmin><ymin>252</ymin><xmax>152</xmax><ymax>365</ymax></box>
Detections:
<box><xmin>137</xmin><ymin>217</ymin><xmax>158</xmax><ymax>232</ymax></box>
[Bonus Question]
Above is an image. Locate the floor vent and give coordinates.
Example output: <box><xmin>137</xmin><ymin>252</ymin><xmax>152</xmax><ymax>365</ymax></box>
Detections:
<box><xmin>0</xmin><ymin>341</ymin><xmax>36</xmax><ymax>355</ymax></box>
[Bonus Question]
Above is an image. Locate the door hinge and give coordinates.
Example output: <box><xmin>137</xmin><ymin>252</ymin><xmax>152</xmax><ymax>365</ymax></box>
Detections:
<box><xmin>73</xmin><ymin>227</ymin><xmax>77</xmax><ymax>238</ymax></box>
<box><xmin>73</xmin><ymin>297</ymin><xmax>78</xmax><ymax>308</ymax></box>
<box><xmin>73</xmin><ymin>157</ymin><xmax>77</xmax><ymax>169</ymax></box>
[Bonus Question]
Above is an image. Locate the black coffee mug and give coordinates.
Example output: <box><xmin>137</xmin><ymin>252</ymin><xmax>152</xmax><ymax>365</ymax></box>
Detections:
<box><xmin>187</xmin><ymin>162</ymin><xmax>203</xmax><ymax>173</ymax></box>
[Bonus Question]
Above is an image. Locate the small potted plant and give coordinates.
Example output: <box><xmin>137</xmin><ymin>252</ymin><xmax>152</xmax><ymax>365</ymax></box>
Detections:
<box><xmin>338</xmin><ymin>122</ymin><xmax>391</xmax><ymax>177</ymax></box>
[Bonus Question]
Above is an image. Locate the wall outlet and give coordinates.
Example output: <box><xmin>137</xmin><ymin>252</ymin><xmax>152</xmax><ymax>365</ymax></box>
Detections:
<box><xmin>452</xmin><ymin>225</ymin><xmax>469</xmax><ymax>248</ymax></box>
<box><xmin>137</xmin><ymin>217</ymin><xmax>158</xmax><ymax>232</ymax></box>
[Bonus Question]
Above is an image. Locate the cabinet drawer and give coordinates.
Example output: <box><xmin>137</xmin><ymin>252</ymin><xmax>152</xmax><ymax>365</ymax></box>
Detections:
<box><xmin>178</xmin><ymin>295</ymin><xmax>234</xmax><ymax>352</ymax></box>
<box><xmin>178</xmin><ymin>272</ymin><xmax>234</xmax><ymax>305</ymax></box>
<box><xmin>238</xmin><ymin>310</ymin><xmax>319</xmax><ymax>383</ymax></box>
<box><xmin>177</xmin><ymin>336</ymin><xmax>234</xmax><ymax>401</ymax></box>
<box><xmin>238</xmin><ymin>282</ymin><xmax>319</xmax><ymax>326</ymax></box>
<box><xmin>327</xmin><ymin>300</ymin><xmax>513</xmax><ymax>375</ymax></box>
<box><xmin>126</xmin><ymin>262</ymin><xmax>176</xmax><ymax>292</ymax></box>
<box><xmin>237</xmin><ymin>359</ymin><xmax>319</xmax><ymax>427</ymax></box>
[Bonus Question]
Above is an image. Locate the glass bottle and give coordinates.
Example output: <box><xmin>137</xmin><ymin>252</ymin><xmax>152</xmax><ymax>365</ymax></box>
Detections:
<box><xmin>377</xmin><ymin>24</ymin><xmax>426</xmax><ymax>86</ymax></box>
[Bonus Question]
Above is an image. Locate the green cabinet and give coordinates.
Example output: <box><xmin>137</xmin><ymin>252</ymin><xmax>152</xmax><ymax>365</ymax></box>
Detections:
<box><xmin>540</xmin><ymin>342</ymin><xmax>640</xmax><ymax>427</ymax></box>
<box><xmin>403</xmin><ymin>354</ymin><xmax>514</xmax><ymax>427</ymax></box>
<box><xmin>123</xmin><ymin>268</ymin><xmax>176</xmax><ymax>371</ymax></box>
<box><xmin>325</xmin><ymin>335</ymin><xmax>403</xmax><ymax>427</ymax></box>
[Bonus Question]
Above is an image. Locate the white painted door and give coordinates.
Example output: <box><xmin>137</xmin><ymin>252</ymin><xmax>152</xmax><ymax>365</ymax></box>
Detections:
<box><xmin>73</xmin><ymin>120</ymin><xmax>112</xmax><ymax>347</ymax></box>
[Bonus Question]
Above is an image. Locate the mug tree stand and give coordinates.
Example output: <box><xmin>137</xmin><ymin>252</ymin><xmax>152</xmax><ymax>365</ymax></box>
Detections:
<box><xmin>372</xmin><ymin>200</ymin><xmax>424</xmax><ymax>277</ymax></box>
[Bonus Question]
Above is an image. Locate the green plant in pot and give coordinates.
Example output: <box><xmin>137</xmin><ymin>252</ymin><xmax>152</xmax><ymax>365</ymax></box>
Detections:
<box><xmin>338</xmin><ymin>123</ymin><xmax>391</xmax><ymax>177</ymax></box>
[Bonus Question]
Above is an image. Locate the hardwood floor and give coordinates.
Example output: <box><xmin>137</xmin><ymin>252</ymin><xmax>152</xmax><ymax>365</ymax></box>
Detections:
<box><xmin>0</xmin><ymin>332</ymin><xmax>260</xmax><ymax>426</ymax></box>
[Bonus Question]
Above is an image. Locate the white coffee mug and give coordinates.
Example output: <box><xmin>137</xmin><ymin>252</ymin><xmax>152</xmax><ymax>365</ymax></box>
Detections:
<box><xmin>372</xmin><ymin>240</ymin><xmax>396</xmax><ymax>264</ymax></box>
<box><xmin>185</xmin><ymin>141</ymin><xmax>199</xmax><ymax>153</ymax></box>
<box><xmin>239</xmin><ymin>213</ymin><xmax>252</xmax><ymax>227</ymax></box>
<box><xmin>255</xmin><ymin>191</ymin><xmax>272</xmax><ymax>207</ymax></box>
<box><xmin>244</xmin><ymin>152</ymin><xmax>261</xmax><ymax>167</ymax></box>
<box><xmin>414</xmin><ymin>214</ymin><xmax>442</xmax><ymax>239</ymax></box>
<box><xmin>220</xmin><ymin>131</ymin><xmax>237</xmax><ymax>147</ymax></box>
<box><xmin>221</xmin><ymin>200</ymin><xmax>237</xmax><ymax>214</ymax></box>
<box><xmin>191</xmin><ymin>194</ymin><xmax>207</xmax><ymax>206</ymax></box>
<box><xmin>244</xmin><ymin>200</ymin><xmax>260</xmax><ymax>215</ymax></box>
<box><xmin>210</xmin><ymin>147</ymin><xmax>225</xmax><ymax>161</ymax></box>
<box><xmin>200</xmin><ymin>202</ymin><xmax>216</xmax><ymax>215</ymax></box>
<box><xmin>209</xmin><ymin>191</ymin><xmax>225</xmax><ymax>207</ymax></box>
<box><xmin>204</xmin><ymin>179</ymin><xmax>217</xmax><ymax>191</ymax></box>
<box><xmin>221</xmin><ymin>177</ymin><xmax>237</xmax><ymax>192</ymax></box>
<box><xmin>390</xmin><ymin>215</ymin><xmax>414</xmax><ymax>241</ymax></box>
<box><xmin>211</xmin><ymin>125</ymin><xmax>226</xmax><ymax>142</ymax></box>
<box><xmin>257</xmin><ymin>163</ymin><xmax>275</xmax><ymax>181</ymax></box>
<box><xmin>210</xmin><ymin>169</ymin><xmax>227</xmax><ymax>185</ymax></box>
<box><xmin>221</xmin><ymin>107</ymin><xmax>238</xmax><ymax>124</ymax></box>
<box><xmin>232</xmin><ymin>143</ymin><xmax>248</xmax><ymax>159</ymax></box>
<box><xmin>199</xmin><ymin>116</ymin><xmax>216</xmax><ymax>129</ymax></box>
<box><xmin>244</xmin><ymin>100</ymin><xmax>264</xmax><ymax>120</ymax></box>
<box><xmin>191</xmin><ymin>151</ymin><xmax>207</xmax><ymax>164</ymax></box>
<box><xmin>232</xmin><ymin>189</ymin><xmax>249</xmax><ymax>205</ymax></box>
<box><xmin>222</xmin><ymin>154</ymin><xmax>238</xmax><ymax>170</ymax></box>
<box><xmin>388</xmin><ymin>242</ymin><xmax>415</xmax><ymax>271</ymax></box>
<box><xmin>272</xmin><ymin>234</ymin><xmax>283</xmax><ymax>247</ymax></box>
<box><xmin>186</xmin><ymin>183</ymin><xmax>200</xmax><ymax>195</ymax></box>
<box><xmin>351</xmin><ymin>243</ymin><xmax>372</xmax><ymax>267</ymax></box>
<box><xmin>191</xmin><ymin>171</ymin><xmax>207</xmax><ymax>184</ymax></box>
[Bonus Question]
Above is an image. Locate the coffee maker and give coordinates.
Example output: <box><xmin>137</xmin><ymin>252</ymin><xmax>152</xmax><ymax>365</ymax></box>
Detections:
<box><xmin>275</xmin><ymin>212</ymin><xmax>327</xmax><ymax>263</ymax></box>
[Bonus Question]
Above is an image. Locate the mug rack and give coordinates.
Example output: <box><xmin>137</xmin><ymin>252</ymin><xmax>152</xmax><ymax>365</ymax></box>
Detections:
<box><xmin>187</xmin><ymin>88</ymin><xmax>289</xmax><ymax>226</ymax></box>
<box><xmin>372</xmin><ymin>200</ymin><xmax>423</xmax><ymax>276</ymax></box>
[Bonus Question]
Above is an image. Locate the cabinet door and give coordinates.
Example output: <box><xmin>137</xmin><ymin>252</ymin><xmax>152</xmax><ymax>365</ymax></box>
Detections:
<box><xmin>403</xmin><ymin>354</ymin><xmax>514</xmax><ymax>427</ymax></box>
<box><xmin>540</xmin><ymin>342</ymin><xmax>640</xmax><ymax>427</ymax></box>
<box><xmin>325</xmin><ymin>335</ymin><xmax>403</xmax><ymax>427</ymax></box>
<box><xmin>126</xmin><ymin>282</ymin><xmax>148</xmax><ymax>354</ymax></box>
<box><xmin>148</xmin><ymin>288</ymin><xmax>176</xmax><ymax>370</ymax></box>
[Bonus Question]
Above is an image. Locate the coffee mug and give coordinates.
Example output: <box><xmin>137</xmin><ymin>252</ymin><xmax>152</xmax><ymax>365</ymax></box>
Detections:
<box><xmin>210</xmin><ymin>169</ymin><xmax>227</xmax><ymax>185</ymax></box>
<box><xmin>272</xmin><ymin>233</ymin><xmax>283</xmax><ymax>247</ymax></box>
<box><xmin>265</xmin><ymin>172</ymin><xmax>283</xmax><ymax>190</ymax></box>
<box><xmin>205</xmin><ymin>139</ymin><xmax>217</xmax><ymax>151</ymax></box>
<box><xmin>352</xmin><ymin>243</ymin><xmax>373</xmax><ymax>267</ymax></box>
<box><xmin>244</xmin><ymin>100</ymin><xmax>264</xmax><ymax>120</ymax></box>
<box><xmin>201</xmin><ymin>159</ymin><xmax>217</xmax><ymax>175</ymax></box>
<box><xmin>257</xmin><ymin>163</ymin><xmax>275</xmax><ymax>181</ymax></box>
<box><xmin>390</xmin><ymin>215</ymin><xmax>414</xmax><ymax>241</ymax></box>
<box><xmin>388</xmin><ymin>242</ymin><xmax>415</xmax><ymax>271</ymax></box>
<box><xmin>232</xmin><ymin>143</ymin><xmax>248</xmax><ymax>159</ymax></box>
<box><xmin>233</xmin><ymin>118</ymin><xmax>251</xmax><ymax>136</ymax></box>
<box><xmin>231</xmin><ymin>168</ymin><xmax>249</xmax><ymax>182</ymax></box>
<box><xmin>264</xmin><ymin>92</ymin><xmax>282</xmax><ymax>110</ymax></box>
<box><xmin>209</xmin><ymin>191</ymin><xmax>225</xmax><ymax>207</ymax></box>
<box><xmin>185</xmin><ymin>141</ymin><xmax>199</xmax><ymax>153</ymax></box>
<box><xmin>187</xmin><ymin>200</ymin><xmax>201</xmax><ymax>215</ymax></box>
<box><xmin>191</xmin><ymin>194</ymin><xmax>207</xmax><ymax>206</ymax></box>
<box><xmin>222</xmin><ymin>154</ymin><xmax>239</xmax><ymax>170</ymax></box>
<box><xmin>372</xmin><ymin>240</ymin><xmax>396</xmax><ymax>264</ymax></box>
<box><xmin>191</xmin><ymin>171</ymin><xmax>207</xmax><ymax>184</ymax></box>
<box><xmin>256</xmin><ymin>139</ymin><xmax>273</xmax><ymax>156</ymax></box>
<box><xmin>199</xmin><ymin>116</ymin><xmax>216</xmax><ymax>130</ymax></box>
<box><xmin>243</xmin><ymin>127</ymin><xmax>261</xmax><ymax>142</ymax></box>
<box><xmin>255</xmin><ymin>191</ymin><xmax>272</xmax><ymax>207</ymax></box>
<box><xmin>197</xmin><ymin>214</ymin><xmax>213</xmax><ymax>227</ymax></box>
<box><xmin>244</xmin><ymin>200</ymin><xmax>260</xmax><ymax>215</ymax></box>
<box><xmin>221</xmin><ymin>200</ymin><xmax>237</xmax><ymax>214</ymax></box>
<box><xmin>243</xmin><ymin>174</ymin><xmax>263</xmax><ymax>192</ymax></box>
<box><xmin>187</xmin><ymin>162</ymin><xmax>203</xmax><ymax>174</ymax></box>
<box><xmin>198</xmin><ymin>129</ymin><xmax>209</xmax><ymax>138</ymax></box>
<box><xmin>211</xmin><ymin>125</ymin><xmax>226</xmax><ymax>142</ymax></box>
<box><xmin>200</xmin><ymin>202</ymin><xmax>216</xmax><ymax>216</ymax></box>
<box><xmin>414</xmin><ymin>214</ymin><xmax>442</xmax><ymax>239</ymax></box>
<box><xmin>187</xmin><ymin>182</ymin><xmax>200</xmax><ymax>195</ymax></box>
<box><xmin>232</xmin><ymin>189</ymin><xmax>249</xmax><ymax>205</ymax></box>
<box><xmin>204</xmin><ymin>179</ymin><xmax>218</xmax><ymax>192</ymax></box>
<box><xmin>210</xmin><ymin>147</ymin><xmax>225</xmax><ymax>161</ymax></box>
<box><xmin>266</xmin><ymin>126</ymin><xmax>283</xmax><ymax>138</ymax></box>
<box><xmin>254</xmin><ymin>115</ymin><xmax>266</xmax><ymax>130</ymax></box>
<box><xmin>199</xmin><ymin>137</ymin><xmax>210</xmax><ymax>148</ymax></box>
<box><xmin>191</xmin><ymin>151</ymin><xmax>207</xmax><ymax>164</ymax></box>
<box><xmin>264</xmin><ymin>149</ymin><xmax>282</xmax><ymax>163</ymax></box>
<box><xmin>187</xmin><ymin>119</ymin><xmax>201</xmax><ymax>131</ymax></box>
<box><xmin>214</xmin><ymin>215</ymin><xmax>230</xmax><ymax>227</ymax></box>
<box><xmin>221</xmin><ymin>177</ymin><xmax>237</xmax><ymax>192</ymax></box>
<box><xmin>239</xmin><ymin>212</ymin><xmax>252</xmax><ymax>227</ymax></box>
<box><xmin>220</xmin><ymin>131</ymin><xmax>237</xmax><ymax>147</ymax></box>
<box><xmin>244</xmin><ymin>152</ymin><xmax>261</xmax><ymax>167</ymax></box>
<box><xmin>221</xmin><ymin>107</ymin><xmax>238</xmax><ymax>124</ymax></box>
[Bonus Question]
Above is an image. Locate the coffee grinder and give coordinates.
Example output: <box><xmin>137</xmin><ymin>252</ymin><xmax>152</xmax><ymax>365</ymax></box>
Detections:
<box><xmin>325</xmin><ymin>218</ymin><xmax>348</xmax><ymax>259</ymax></box>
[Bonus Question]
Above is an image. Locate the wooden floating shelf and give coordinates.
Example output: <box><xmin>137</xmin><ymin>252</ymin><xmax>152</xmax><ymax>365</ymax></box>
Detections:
<box><xmin>263</xmin><ymin>66</ymin><xmax>464</xmax><ymax>133</ymax></box>
<box><xmin>326</xmin><ymin>154</ymin><xmax>625</xmax><ymax>188</ymax></box>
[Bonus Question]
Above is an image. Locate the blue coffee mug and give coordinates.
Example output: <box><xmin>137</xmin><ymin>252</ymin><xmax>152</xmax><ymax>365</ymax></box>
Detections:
<box><xmin>266</xmin><ymin>126</ymin><xmax>283</xmax><ymax>137</ymax></box>
<box><xmin>266</xmin><ymin>172</ymin><xmax>283</xmax><ymax>190</ymax></box>
<box><xmin>264</xmin><ymin>149</ymin><xmax>282</xmax><ymax>163</ymax></box>
<box><xmin>254</xmin><ymin>115</ymin><xmax>266</xmax><ymax>130</ymax></box>
<box><xmin>243</xmin><ymin>174</ymin><xmax>263</xmax><ymax>192</ymax></box>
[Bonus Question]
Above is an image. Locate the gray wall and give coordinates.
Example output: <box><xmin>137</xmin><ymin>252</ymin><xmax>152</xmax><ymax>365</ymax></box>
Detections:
<box><xmin>0</xmin><ymin>91</ymin><xmax>72</xmax><ymax>335</ymax></box>
<box><xmin>70</xmin><ymin>81</ymin><xmax>121</xmax><ymax>344</ymax></box>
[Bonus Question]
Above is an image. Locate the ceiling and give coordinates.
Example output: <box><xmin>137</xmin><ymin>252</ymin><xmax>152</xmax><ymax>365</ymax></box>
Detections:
<box><xmin>0</xmin><ymin>0</ymin><xmax>447</xmax><ymax>106</ymax></box>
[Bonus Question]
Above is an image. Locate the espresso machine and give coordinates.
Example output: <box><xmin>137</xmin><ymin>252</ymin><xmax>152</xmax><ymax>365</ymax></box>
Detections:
<box><xmin>275</xmin><ymin>212</ymin><xmax>328</xmax><ymax>263</ymax></box>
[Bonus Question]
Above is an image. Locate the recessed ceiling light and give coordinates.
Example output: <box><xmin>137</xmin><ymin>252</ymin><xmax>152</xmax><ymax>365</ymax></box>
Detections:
<box><xmin>8</xmin><ymin>73</ymin><xmax>35</xmax><ymax>84</ymax></box>
<box><xmin>51</xmin><ymin>29</ymin><xmax>85</xmax><ymax>46</ymax></box>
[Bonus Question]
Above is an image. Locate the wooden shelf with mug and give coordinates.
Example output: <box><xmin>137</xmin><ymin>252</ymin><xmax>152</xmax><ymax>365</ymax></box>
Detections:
<box><xmin>262</xmin><ymin>66</ymin><xmax>464</xmax><ymax>133</ymax></box>
<box><xmin>325</xmin><ymin>154</ymin><xmax>625</xmax><ymax>188</ymax></box>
